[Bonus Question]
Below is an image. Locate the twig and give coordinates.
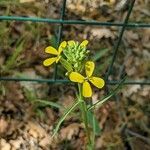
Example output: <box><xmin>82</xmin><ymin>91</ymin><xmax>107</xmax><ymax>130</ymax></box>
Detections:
<box><xmin>126</xmin><ymin>129</ymin><xmax>150</xmax><ymax>145</ymax></box>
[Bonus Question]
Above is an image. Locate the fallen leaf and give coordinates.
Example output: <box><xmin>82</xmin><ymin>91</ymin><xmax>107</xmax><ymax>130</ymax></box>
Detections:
<box><xmin>0</xmin><ymin>117</ymin><xmax>8</xmax><ymax>136</ymax></box>
<box><xmin>27</xmin><ymin>121</ymin><xmax>47</xmax><ymax>138</ymax></box>
<box><xmin>90</xmin><ymin>28</ymin><xmax>115</xmax><ymax>39</ymax></box>
<box><xmin>60</xmin><ymin>123</ymin><xmax>81</xmax><ymax>140</ymax></box>
<box><xmin>0</xmin><ymin>139</ymin><xmax>11</xmax><ymax>150</ymax></box>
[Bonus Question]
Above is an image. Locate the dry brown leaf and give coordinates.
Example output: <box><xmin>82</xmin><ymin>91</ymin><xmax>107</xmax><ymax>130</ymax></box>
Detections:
<box><xmin>90</xmin><ymin>28</ymin><xmax>115</xmax><ymax>39</ymax></box>
<box><xmin>124</xmin><ymin>85</ymin><xmax>141</xmax><ymax>96</ymax></box>
<box><xmin>45</xmin><ymin>108</ymin><xmax>55</xmax><ymax>125</ymax></box>
<box><xmin>0</xmin><ymin>139</ymin><xmax>11</xmax><ymax>150</ymax></box>
<box><xmin>100</xmin><ymin>0</ymin><xmax>116</xmax><ymax>6</ymax></box>
<box><xmin>140</xmin><ymin>86</ymin><xmax>150</xmax><ymax>97</ymax></box>
<box><xmin>39</xmin><ymin>136</ymin><xmax>52</xmax><ymax>149</ymax></box>
<box><xmin>60</xmin><ymin>123</ymin><xmax>81</xmax><ymax>140</ymax></box>
<box><xmin>0</xmin><ymin>117</ymin><xmax>8</xmax><ymax>136</ymax></box>
<box><xmin>5</xmin><ymin>82</ymin><xmax>24</xmax><ymax>102</ymax></box>
<box><xmin>124</xmin><ymin>30</ymin><xmax>139</xmax><ymax>46</ymax></box>
<box><xmin>96</xmin><ymin>131</ymin><xmax>124</xmax><ymax>149</ymax></box>
<box><xmin>27</xmin><ymin>121</ymin><xmax>47</xmax><ymax>138</ymax></box>
<box><xmin>10</xmin><ymin>137</ymin><xmax>24</xmax><ymax>149</ymax></box>
<box><xmin>35</xmin><ymin>65</ymin><xmax>49</xmax><ymax>77</ymax></box>
<box><xmin>142</xmin><ymin>29</ymin><xmax>150</xmax><ymax>48</ymax></box>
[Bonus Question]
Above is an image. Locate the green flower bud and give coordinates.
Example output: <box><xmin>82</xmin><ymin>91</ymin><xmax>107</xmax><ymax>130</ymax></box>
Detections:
<box><xmin>63</xmin><ymin>40</ymin><xmax>89</xmax><ymax>71</ymax></box>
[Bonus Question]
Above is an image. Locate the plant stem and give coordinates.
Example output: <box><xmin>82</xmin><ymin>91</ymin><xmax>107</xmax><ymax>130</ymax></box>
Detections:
<box><xmin>78</xmin><ymin>84</ymin><xmax>92</xmax><ymax>148</ymax></box>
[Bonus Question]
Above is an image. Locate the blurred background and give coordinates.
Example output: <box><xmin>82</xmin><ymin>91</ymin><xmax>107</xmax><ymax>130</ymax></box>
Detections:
<box><xmin>0</xmin><ymin>0</ymin><xmax>150</xmax><ymax>149</ymax></box>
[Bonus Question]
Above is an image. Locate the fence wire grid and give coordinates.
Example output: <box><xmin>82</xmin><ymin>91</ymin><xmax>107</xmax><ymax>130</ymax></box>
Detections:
<box><xmin>0</xmin><ymin>0</ymin><xmax>150</xmax><ymax>85</ymax></box>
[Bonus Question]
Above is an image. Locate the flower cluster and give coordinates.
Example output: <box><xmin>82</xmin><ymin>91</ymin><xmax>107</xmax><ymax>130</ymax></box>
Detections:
<box><xmin>43</xmin><ymin>40</ymin><xmax>105</xmax><ymax>98</ymax></box>
<box><xmin>63</xmin><ymin>40</ymin><xmax>89</xmax><ymax>71</ymax></box>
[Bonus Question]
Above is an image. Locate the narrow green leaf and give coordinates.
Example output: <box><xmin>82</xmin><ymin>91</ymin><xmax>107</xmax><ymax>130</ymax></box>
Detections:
<box><xmin>52</xmin><ymin>100</ymin><xmax>82</xmax><ymax>137</ymax></box>
<box><xmin>87</xmin><ymin>111</ymin><xmax>101</xmax><ymax>136</ymax></box>
<box><xmin>92</xmin><ymin>48</ymin><xmax>109</xmax><ymax>61</ymax></box>
<box><xmin>0</xmin><ymin>0</ymin><xmax>19</xmax><ymax>5</ymax></box>
<box><xmin>23</xmin><ymin>87</ymin><xmax>36</xmax><ymax>102</ymax></box>
<box><xmin>35</xmin><ymin>99</ymin><xmax>63</xmax><ymax>109</ymax></box>
<box><xmin>88</xmin><ymin>78</ymin><xmax>126</xmax><ymax>110</ymax></box>
<box><xmin>5</xmin><ymin>40</ymin><xmax>25</xmax><ymax>70</ymax></box>
<box><xmin>49</xmin><ymin>35</ymin><xmax>57</xmax><ymax>48</ymax></box>
<box><xmin>95</xmin><ymin>57</ymin><xmax>111</xmax><ymax>73</ymax></box>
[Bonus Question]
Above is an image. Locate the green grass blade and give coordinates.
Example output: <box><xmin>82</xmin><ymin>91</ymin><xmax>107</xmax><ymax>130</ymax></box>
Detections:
<box><xmin>23</xmin><ymin>87</ymin><xmax>36</xmax><ymax>102</ymax></box>
<box><xmin>5</xmin><ymin>40</ymin><xmax>25</xmax><ymax>70</ymax></box>
<box><xmin>52</xmin><ymin>100</ymin><xmax>82</xmax><ymax>137</ymax></box>
<box><xmin>23</xmin><ymin>87</ymin><xmax>63</xmax><ymax>109</ymax></box>
<box><xmin>0</xmin><ymin>0</ymin><xmax>19</xmax><ymax>5</ymax></box>
<box><xmin>87</xmin><ymin>110</ymin><xmax>101</xmax><ymax>136</ymax></box>
<box><xmin>35</xmin><ymin>99</ymin><xmax>64</xmax><ymax>109</ymax></box>
<box><xmin>49</xmin><ymin>35</ymin><xmax>58</xmax><ymax>48</ymax></box>
<box><xmin>91</xmin><ymin>48</ymin><xmax>109</xmax><ymax>61</ymax></box>
<box><xmin>88</xmin><ymin>78</ymin><xmax>126</xmax><ymax>110</ymax></box>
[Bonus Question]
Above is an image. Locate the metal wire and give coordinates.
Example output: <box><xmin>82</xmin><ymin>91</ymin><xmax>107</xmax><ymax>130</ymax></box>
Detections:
<box><xmin>53</xmin><ymin>0</ymin><xmax>67</xmax><ymax>80</ymax></box>
<box><xmin>0</xmin><ymin>0</ymin><xmax>149</xmax><ymax>85</ymax></box>
<box><xmin>0</xmin><ymin>77</ymin><xmax>149</xmax><ymax>85</ymax></box>
<box><xmin>105</xmin><ymin>0</ymin><xmax>136</xmax><ymax>80</ymax></box>
<box><xmin>0</xmin><ymin>16</ymin><xmax>150</xmax><ymax>28</ymax></box>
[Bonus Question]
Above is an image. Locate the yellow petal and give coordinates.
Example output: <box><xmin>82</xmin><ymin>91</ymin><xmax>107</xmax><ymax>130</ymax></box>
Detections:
<box><xmin>43</xmin><ymin>57</ymin><xmax>57</xmax><ymax>66</ymax></box>
<box><xmin>45</xmin><ymin>46</ymin><xmax>58</xmax><ymax>55</ymax></box>
<box><xmin>58</xmin><ymin>41</ymin><xmax>67</xmax><ymax>54</ymax></box>
<box><xmin>89</xmin><ymin>77</ymin><xmax>105</xmax><ymax>88</ymax></box>
<box><xmin>82</xmin><ymin>81</ymin><xmax>92</xmax><ymax>97</ymax></box>
<box><xmin>80</xmin><ymin>40</ymin><xmax>88</xmax><ymax>47</ymax></box>
<box><xmin>68</xmin><ymin>40</ymin><xmax>76</xmax><ymax>46</ymax></box>
<box><xmin>69</xmin><ymin>72</ymin><xmax>84</xmax><ymax>83</ymax></box>
<box><xmin>56</xmin><ymin>56</ymin><xmax>61</xmax><ymax>63</ymax></box>
<box><xmin>85</xmin><ymin>61</ymin><xmax>95</xmax><ymax>77</ymax></box>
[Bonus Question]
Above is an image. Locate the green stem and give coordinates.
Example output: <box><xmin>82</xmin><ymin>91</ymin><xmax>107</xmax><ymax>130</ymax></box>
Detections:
<box><xmin>91</xmin><ymin>108</ymin><xmax>96</xmax><ymax>147</ymax></box>
<box><xmin>78</xmin><ymin>84</ymin><xmax>92</xmax><ymax>148</ymax></box>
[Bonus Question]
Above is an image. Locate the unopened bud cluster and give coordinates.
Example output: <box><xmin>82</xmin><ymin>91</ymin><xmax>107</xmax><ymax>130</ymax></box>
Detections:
<box><xmin>63</xmin><ymin>40</ymin><xmax>89</xmax><ymax>71</ymax></box>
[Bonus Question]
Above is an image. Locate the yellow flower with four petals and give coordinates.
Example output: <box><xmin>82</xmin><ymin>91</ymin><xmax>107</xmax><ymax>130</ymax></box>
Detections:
<box><xmin>69</xmin><ymin>61</ymin><xmax>105</xmax><ymax>97</ymax></box>
<box><xmin>43</xmin><ymin>41</ymin><xmax>67</xmax><ymax>66</ymax></box>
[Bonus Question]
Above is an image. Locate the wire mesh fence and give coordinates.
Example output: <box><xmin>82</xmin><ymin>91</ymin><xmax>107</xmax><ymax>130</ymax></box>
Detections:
<box><xmin>0</xmin><ymin>0</ymin><xmax>150</xmax><ymax>85</ymax></box>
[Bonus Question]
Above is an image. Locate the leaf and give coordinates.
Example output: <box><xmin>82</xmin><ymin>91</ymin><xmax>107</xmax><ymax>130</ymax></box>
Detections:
<box><xmin>5</xmin><ymin>40</ymin><xmax>25</xmax><ymax>70</ymax></box>
<box><xmin>95</xmin><ymin>57</ymin><xmax>111</xmax><ymax>73</ymax></box>
<box><xmin>49</xmin><ymin>35</ymin><xmax>58</xmax><ymax>49</ymax></box>
<box><xmin>88</xmin><ymin>78</ymin><xmax>126</xmax><ymax>110</ymax></box>
<box><xmin>91</xmin><ymin>48</ymin><xmax>109</xmax><ymax>61</ymax></box>
<box><xmin>90</xmin><ymin>28</ymin><xmax>115</xmax><ymax>39</ymax></box>
<box><xmin>35</xmin><ymin>99</ymin><xmax>63</xmax><ymax>109</ymax></box>
<box><xmin>52</xmin><ymin>100</ymin><xmax>82</xmax><ymax>137</ymax></box>
<box><xmin>23</xmin><ymin>86</ymin><xmax>63</xmax><ymax>109</ymax></box>
<box><xmin>23</xmin><ymin>87</ymin><xmax>36</xmax><ymax>103</ymax></box>
<box><xmin>87</xmin><ymin>111</ymin><xmax>101</xmax><ymax>136</ymax></box>
<box><xmin>0</xmin><ymin>0</ymin><xmax>19</xmax><ymax>5</ymax></box>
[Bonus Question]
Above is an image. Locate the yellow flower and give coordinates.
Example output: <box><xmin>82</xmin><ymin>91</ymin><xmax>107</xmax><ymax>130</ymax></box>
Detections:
<box><xmin>43</xmin><ymin>41</ymin><xmax>67</xmax><ymax>66</ymax></box>
<box><xmin>69</xmin><ymin>61</ymin><xmax>105</xmax><ymax>97</ymax></box>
